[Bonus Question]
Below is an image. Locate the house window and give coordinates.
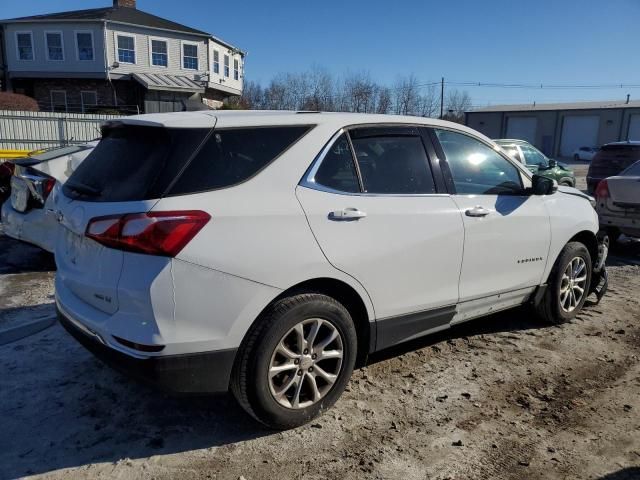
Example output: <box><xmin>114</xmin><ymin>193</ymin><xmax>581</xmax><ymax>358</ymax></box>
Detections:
<box><xmin>150</xmin><ymin>39</ymin><xmax>168</xmax><ymax>67</ymax></box>
<box><xmin>50</xmin><ymin>90</ymin><xmax>67</xmax><ymax>112</ymax></box>
<box><xmin>182</xmin><ymin>43</ymin><xmax>198</xmax><ymax>70</ymax></box>
<box><xmin>212</xmin><ymin>50</ymin><xmax>219</xmax><ymax>74</ymax></box>
<box><xmin>45</xmin><ymin>32</ymin><xmax>64</xmax><ymax>61</ymax></box>
<box><xmin>117</xmin><ymin>35</ymin><xmax>135</xmax><ymax>64</ymax></box>
<box><xmin>233</xmin><ymin>58</ymin><xmax>239</xmax><ymax>80</ymax></box>
<box><xmin>224</xmin><ymin>54</ymin><xmax>230</xmax><ymax>77</ymax></box>
<box><xmin>16</xmin><ymin>32</ymin><xmax>34</xmax><ymax>61</ymax></box>
<box><xmin>81</xmin><ymin>91</ymin><xmax>98</xmax><ymax>113</ymax></box>
<box><xmin>76</xmin><ymin>32</ymin><xmax>94</xmax><ymax>61</ymax></box>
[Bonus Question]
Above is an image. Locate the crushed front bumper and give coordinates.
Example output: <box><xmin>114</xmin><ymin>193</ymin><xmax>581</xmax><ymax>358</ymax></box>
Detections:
<box><xmin>589</xmin><ymin>231</ymin><xmax>609</xmax><ymax>304</ymax></box>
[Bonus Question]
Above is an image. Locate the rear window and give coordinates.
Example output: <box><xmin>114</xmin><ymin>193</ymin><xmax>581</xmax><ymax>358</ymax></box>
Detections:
<box><xmin>64</xmin><ymin>125</ymin><xmax>312</xmax><ymax>201</ymax></box>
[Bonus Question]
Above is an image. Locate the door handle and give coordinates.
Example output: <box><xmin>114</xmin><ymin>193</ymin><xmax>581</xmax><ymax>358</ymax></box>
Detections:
<box><xmin>328</xmin><ymin>208</ymin><xmax>367</xmax><ymax>221</ymax></box>
<box><xmin>465</xmin><ymin>205</ymin><xmax>491</xmax><ymax>217</ymax></box>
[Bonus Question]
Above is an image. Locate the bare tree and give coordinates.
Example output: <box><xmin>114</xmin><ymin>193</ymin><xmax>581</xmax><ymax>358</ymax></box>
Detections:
<box><xmin>237</xmin><ymin>68</ymin><xmax>471</xmax><ymax>118</ymax></box>
<box><xmin>443</xmin><ymin>89</ymin><xmax>472</xmax><ymax>123</ymax></box>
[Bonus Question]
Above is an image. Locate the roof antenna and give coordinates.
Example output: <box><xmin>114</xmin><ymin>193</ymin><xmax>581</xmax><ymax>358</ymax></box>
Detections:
<box><xmin>626</xmin><ymin>94</ymin><xmax>630</xmax><ymax>104</ymax></box>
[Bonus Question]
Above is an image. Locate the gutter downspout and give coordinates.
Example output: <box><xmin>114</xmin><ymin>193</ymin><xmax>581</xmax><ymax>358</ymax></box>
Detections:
<box><xmin>0</xmin><ymin>25</ymin><xmax>8</xmax><ymax>91</ymax></box>
<box><xmin>103</xmin><ymin>20</ymin><xmax>118</xmax><ymax>107</ymax></box>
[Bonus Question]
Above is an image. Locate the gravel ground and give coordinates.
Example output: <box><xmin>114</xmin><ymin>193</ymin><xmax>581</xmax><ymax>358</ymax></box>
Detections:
<box><xmin>1</xmin><ymin>177</ymin><xmax>639</xmax><ymax>479</ymax></box>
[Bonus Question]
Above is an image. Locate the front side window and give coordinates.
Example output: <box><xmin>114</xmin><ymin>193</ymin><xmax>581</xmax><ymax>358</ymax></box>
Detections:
<box><xmin>233</xmin><ymin>58</ymin><xmax>239</xmax><ymax>80</ymax></box>
<box><xmin>182</xmin><ymin>43</ymin><xmax>198</xmax><ymax>70</ymax></box>
<box><xmin>16</xmin><ymin>32</ymin><xmax>34</xmax><ymax>60</ymax></box>
<box><xmin>151</xmin><ymin>39</ymin><xmax>168</xmax><ymax>67</ymax></box>
<box><xmin>224</xmin><ymin>54</ymin><xmax>230</xmax><ymax>77</ymax></box>
<box><xmin>435</xmin><ymin>129</ymin><xmax>523</xmax><ymax>195</ymax></box>
<box><xmin>117</xmin><ymin>35</ymin><xmax>135</xmax><ymax>64</ymax></box>
<box><xmin>46</xmin><ymin>32</ymin><xmax>64</xmax><ymax>61</ymax></box>
<box><xmin>313</xmin><ymin>134</ymin><xmax>360</xmax><ymax>193</ymax></box>
<box><xmin>76</xmin><ymin>32</ymin><xmax>94</xmax><ymax>60</ymax></box>
<box><xmin>520</xmin><ymin>144</ymin><xmax>548</xmax><ymax>167</ymax></box>
<box><xmin>351</xmin><ymin>132</ymin><xmax>436</xmax><ymax>194</ymax></box>
<box><xmin>213</xmin><ymin>50</ymin><xmax>220</xmax><ymax>74</ymax></box>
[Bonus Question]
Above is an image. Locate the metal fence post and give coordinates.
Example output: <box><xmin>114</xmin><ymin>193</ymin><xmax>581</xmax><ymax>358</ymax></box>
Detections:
<box><xmin>57</xmin><ymin>116</ymin><xmax>67</xmax><ymax>146</ymax></box>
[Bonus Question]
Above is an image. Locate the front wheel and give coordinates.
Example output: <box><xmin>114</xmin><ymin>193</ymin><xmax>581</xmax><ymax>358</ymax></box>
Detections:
<box><xmin>230</xmin><ymin>293</ymin><xmax>357</xmax><ymax>429</ymax></box>
<box><xmin>535</xmin><ymin>242</ymin><xmax>592</xmax><ymax>324</ymax></box>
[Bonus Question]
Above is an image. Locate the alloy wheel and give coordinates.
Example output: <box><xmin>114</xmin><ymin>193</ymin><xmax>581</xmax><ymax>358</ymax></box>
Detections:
<box><xmin>268</xmin><ymin>318</ymin><xmax>344</xmax><ymax>409</ymax></box>
<box><xmin>559</xmin><ymin>256</ymin><xmax>587</xmax><ymax>312</ymax></box>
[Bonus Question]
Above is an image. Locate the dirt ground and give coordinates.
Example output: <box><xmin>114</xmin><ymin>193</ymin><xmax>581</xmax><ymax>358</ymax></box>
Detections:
<box><xmin>1</xmin><ymin>167</ymin><xmax>639</xmax><ymax>480</ymax></box>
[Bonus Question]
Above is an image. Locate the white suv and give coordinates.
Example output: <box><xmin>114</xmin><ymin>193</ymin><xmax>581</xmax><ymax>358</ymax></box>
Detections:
<box><xmin>53</xmin><ymin>111</ymin><xmax>608</xmax><ymax>429</ymax></box>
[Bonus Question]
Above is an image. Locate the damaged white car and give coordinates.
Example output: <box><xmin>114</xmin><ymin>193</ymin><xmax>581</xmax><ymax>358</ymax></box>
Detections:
<box><xmin>1</xmin><ymin>142</ymin><xmax>97</xmax><ymax>252</ymax></box>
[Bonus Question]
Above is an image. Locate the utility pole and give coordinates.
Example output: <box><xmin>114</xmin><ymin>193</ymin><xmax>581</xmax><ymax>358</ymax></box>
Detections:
<box><xmin>440</xmin><ymin>77</ymin><xmax>444</xmax><ymax>119</ymax></box>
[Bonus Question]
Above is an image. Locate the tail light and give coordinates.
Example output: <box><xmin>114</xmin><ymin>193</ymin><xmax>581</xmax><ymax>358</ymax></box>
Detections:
<box><xmin>86</xmin><ymin>210</ymin><xmax>210</xmax><ymax>257</ymax></box>
<box><xmin>41</xmin><ymin>177</ymin><xmax>56</xmax><ymax>201</ymax></box>
<box><xmin>595</xmin><ymin>179</ymin><xmax>609</xmax><ymax>199</ymax></box>
<box><xmin>0</xmin><ymin>161</ymin><xmax>15</xmax><ymax>179</ymax></box>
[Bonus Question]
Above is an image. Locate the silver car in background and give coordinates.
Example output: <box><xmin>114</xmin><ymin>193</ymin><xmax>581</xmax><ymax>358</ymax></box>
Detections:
<box><xmin>595</xmin><ymin>160</ymin><xmax>640</xmax><ymax>240</ymax></box>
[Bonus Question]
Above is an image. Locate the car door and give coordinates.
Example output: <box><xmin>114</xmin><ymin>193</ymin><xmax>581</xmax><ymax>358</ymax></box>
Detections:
<box><xmin>431</xmin><ymin>128</ymin><xmax>551</xmax><ymax>322</ymax></box>
<box><xmin>296</xmin><ymin>126</ymin><xmax>465</xmax><ymax>349</ymax></box>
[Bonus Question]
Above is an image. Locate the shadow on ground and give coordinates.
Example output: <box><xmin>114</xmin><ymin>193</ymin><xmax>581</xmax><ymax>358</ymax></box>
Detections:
<box><xmin>1</xmin><ymin>302</ymin><xmax>557</xmax><ymax>478</ymax></box>
<box><xmin>597</xmin><ymin>467</ymin><xmax>640</xmax><ymax>480</ymax></box>
<box><xmin>0</xmin><ymin>232</ymin><xmax>56</xmax><ymax>274</ymax></box>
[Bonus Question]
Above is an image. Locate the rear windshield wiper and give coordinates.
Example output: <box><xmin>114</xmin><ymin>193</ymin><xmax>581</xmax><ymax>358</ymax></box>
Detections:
<box><xmin>65</xmin><ymin>180</ymin><xmax>101</xmax><ymax>197</ymax></box>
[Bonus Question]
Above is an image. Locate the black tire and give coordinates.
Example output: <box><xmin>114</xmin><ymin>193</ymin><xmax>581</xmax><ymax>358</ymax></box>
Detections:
<box><xmin>535</xmin><ymin>242</ymin><xmax>592</xmax><ymax>324</ymax></box>
<box><xmin>230</xmin><ymin>293</ymin><xmax>357</xmax><ymax>429</ymax></box>
<box><xmin>560</xmin><ymin>181</ymin><xmax>572</xmax><ymax>186</ymax></box>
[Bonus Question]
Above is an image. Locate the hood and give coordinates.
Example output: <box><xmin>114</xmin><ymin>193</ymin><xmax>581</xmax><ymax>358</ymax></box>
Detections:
<box><xmin>558</xmin><ymin>185</ymin><xmax>594</xmax><ymax>203</ymax></box>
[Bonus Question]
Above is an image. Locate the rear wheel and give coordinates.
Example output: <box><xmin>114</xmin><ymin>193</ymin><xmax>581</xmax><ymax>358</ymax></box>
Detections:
<box><xmin>230</xmin><ymin>293</ymin><xmax>357</xmax><ymax>429</ymax></box>
<box><xmin>535</xmin><ymin>242</ymin><xmax>592</xmax><ymax>324</ymax></box>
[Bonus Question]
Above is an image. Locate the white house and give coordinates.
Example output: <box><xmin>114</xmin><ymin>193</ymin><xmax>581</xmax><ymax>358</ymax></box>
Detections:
<box><xmin>0</xmin><ymin>0</ymin><xmax>245</xmax><ymax>113</ymax></box>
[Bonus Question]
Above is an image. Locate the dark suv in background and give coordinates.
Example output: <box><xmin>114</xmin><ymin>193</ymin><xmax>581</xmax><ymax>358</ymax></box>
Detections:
<box><xmin>587</xmin><ymin>141</ymin><xmax>640</xmax><ymax>194</ymax></box>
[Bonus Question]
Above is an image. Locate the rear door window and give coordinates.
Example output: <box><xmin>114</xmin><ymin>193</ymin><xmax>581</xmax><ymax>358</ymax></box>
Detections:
<box><xmin>64</xmin><ymin>125</ymin><xmax>312</xmax><ymax>201</ymax></box>
<box><xmin>312</xmin><ymin>133</ymin><xmax>360</xmax><ymax>193</ymax></box>
<box><xmin>350</xmin><ymin>129</ymin><xmax>436</xmax><ymax>194</ymax></box>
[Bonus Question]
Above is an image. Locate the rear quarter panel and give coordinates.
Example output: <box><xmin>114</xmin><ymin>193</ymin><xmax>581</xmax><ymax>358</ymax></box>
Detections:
<box><xmin>150</xmin><ymin>122</ymin><xmax>376</xmax><ymax>322</ymax></box>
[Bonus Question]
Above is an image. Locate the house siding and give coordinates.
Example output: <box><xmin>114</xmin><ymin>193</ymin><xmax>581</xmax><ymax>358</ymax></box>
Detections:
<box><xmin>4</xmin><ymin>22</ymin><xmax>105</xmax><ymax>75</ymax></box>
<box><xmin>105</xmin><ymin>24</ymin><xmax>208</xmax><ymax>80</ymax></box>
<box><xmin>207</xmin><ymin>38</ymin><xmax>243</xmax><ymax>95</ymax></box>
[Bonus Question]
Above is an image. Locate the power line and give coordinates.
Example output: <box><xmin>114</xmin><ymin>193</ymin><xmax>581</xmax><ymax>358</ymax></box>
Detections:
<box><xmin>443</xmin><ymin>81</ymin><xmax>640</xmax><ymax>90</ymax></box>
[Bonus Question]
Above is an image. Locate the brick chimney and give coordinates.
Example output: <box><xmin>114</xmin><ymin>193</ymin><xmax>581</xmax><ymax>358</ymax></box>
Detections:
<box><xmin>113</xmin><ymin>0</ymin><xmax>136</xmax><ymax>8</ymax></box>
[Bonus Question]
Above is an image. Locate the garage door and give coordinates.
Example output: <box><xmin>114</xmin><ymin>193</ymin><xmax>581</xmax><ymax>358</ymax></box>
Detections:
<box><xmin>627</xmin><ymin>115</ymin><xmax>640</xmax><ymax>140</ymax></box>
<box><xmin>506</xmin><ymin>117</ymin><xmax>537</xmax><ymax>144</ymax></box>
<box><xmin>560</xmin><ymin>115</ymin><xmax>599</xmax><ymax>157</ymax></box>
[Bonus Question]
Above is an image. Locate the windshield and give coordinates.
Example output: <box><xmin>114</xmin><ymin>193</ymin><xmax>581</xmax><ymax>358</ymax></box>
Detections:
<box><xmin>519</xmin><ymin>144</ymin><xmax>548</xmax><ymax>167</ymax></box>
<box><xmin>621</xmin><ymin>160</ymin><xmax>640</xmax><ymax>176</ymax></box>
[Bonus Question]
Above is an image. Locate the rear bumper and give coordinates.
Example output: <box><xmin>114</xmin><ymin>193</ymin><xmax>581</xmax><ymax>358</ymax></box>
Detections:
<box><xmin>598</xmin><ymin>210</ymin><xmax>640</xmax><ymax>237</ymax></box>
<box><xmin>1</xmin><ymin>201</ymin><xmax>56</xmax><ymax>252</ymax></box>
<box><xmin>58</xmin><ymin>307</ymin><xmax>237</xmax><ymax>394</ymax></box>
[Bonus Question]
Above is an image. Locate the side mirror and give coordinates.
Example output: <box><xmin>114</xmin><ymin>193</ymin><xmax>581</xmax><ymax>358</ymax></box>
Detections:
<box><xmin>548</xmin><ymin>159</ymin><xmax>557</xmax><ymax>168</ymax></box>
<box><xmin>532</xmin><ymin>174</ymin><xmax>558</xmax><ymax>195</ymax></box>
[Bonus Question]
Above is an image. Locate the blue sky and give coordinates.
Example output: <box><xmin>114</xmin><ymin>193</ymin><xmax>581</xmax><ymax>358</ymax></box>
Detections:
<box><xmin>2</xmin><ymin>0</ymin><xmax>639</xmax><ymax>106</ymax></box>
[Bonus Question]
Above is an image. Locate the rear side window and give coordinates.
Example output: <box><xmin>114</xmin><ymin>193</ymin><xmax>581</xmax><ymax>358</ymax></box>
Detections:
<box><xmin>167</xmin><ymin>126</ymin><xmax>311</xmax><ymax>196</ymax></box>
<box><xmin>65</xmin><ymin>125</ymin><xmax>311</xmax><ymax>201</ymax></box>
<box><xmin>351</xmin><ymin>134</ymin><xmax>435</xmax><ymax>194</ymax></box>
